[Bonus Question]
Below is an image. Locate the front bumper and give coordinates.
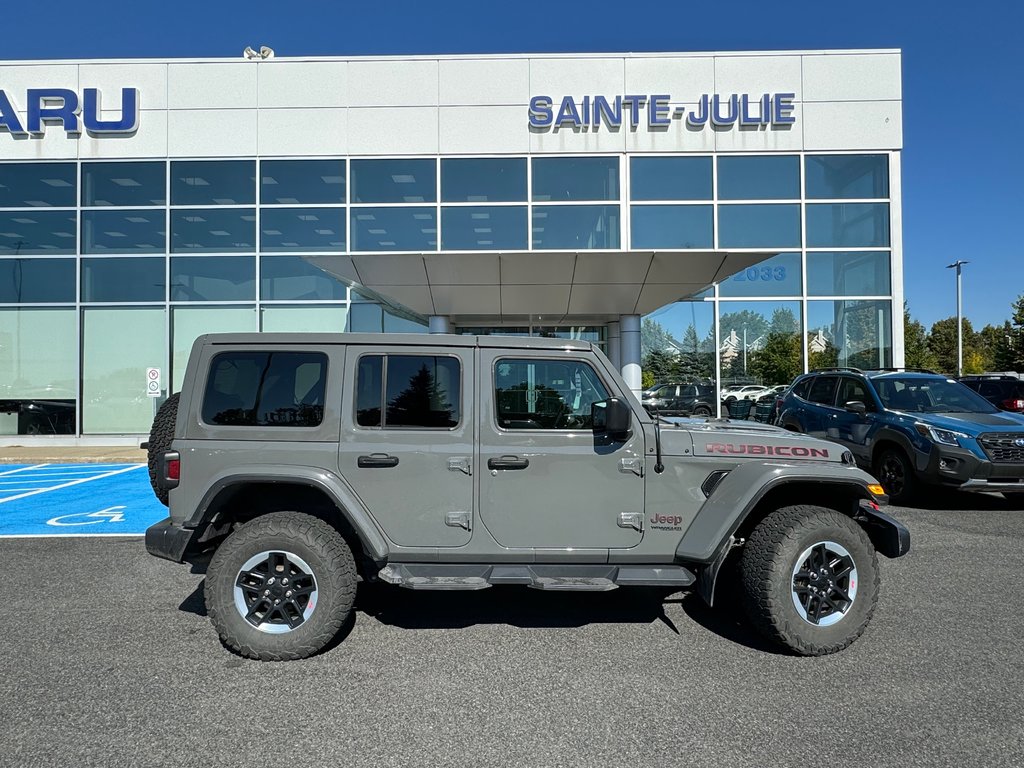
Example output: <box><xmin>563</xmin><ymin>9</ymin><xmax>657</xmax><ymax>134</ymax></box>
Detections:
<box><xmin>918</xmin><ymin>443</ymin><xmax>1024</xmax><ymax>493</ymax></box>
<box><xmin>145</xmin><ymin>518</ymin><xmax>195</xmax><ymax>563</ymax></box>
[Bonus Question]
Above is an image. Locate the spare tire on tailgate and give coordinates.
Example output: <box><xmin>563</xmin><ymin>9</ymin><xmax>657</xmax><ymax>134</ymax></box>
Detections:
<box><xmin>147</xmin><ymin>392</ymin><xmax>180</xmax><ymax>506</ymax></box>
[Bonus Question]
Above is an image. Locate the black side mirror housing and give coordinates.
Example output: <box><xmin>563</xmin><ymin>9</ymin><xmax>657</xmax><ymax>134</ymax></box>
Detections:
<box><xmin>592</xmin><ymin>397</ymin><xmax>632</xmax><ymax>439</ymax></box>
<box><xmin>844</xmin><ymin>400</ymin><xmax>868</xmax><ymax>416</ymax></box>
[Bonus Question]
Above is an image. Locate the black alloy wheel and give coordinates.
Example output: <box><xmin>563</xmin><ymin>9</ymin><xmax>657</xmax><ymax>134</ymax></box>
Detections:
<box><xmin>877</xmin><ymin>448</ymin><xmax>915</xmax><ymax>503</ymax></box>
<box><xmin>790</xmin><ymin>541</ymin><xmax>857</xmax><ymax>626</ymax></box>
<box><xmin>234</xmin><ymin>551</ymin><xmax>318</xmax><ymax>633</ymax></box>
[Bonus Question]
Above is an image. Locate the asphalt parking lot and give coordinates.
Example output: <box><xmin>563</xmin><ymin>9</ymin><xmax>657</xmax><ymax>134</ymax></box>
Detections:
<box><xmin>2</xmin><ymin>477</ymin><xmax>1023</xmax><ymax>768</ymax></box>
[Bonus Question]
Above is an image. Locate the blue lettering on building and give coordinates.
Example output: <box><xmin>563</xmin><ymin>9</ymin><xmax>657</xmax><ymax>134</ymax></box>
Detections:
<box><xmin>0</xmin><ymin>88</ymin><xmax>140</xmax><ymax>136</ymax></box>
<box><xmin>530</xmin><ymin>93</ymin><xmax>796</xmax><ymax>130</ymax></box>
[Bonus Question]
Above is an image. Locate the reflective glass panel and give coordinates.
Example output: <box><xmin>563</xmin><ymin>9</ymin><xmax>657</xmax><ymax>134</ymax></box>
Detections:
<box><xmin>0</xmin><ymin>308</ymin><xmax>77</xmax><ymax>400</ymax></box>
<box><xmin>260</xmin><ymin>159</ymin><xmax>346</xmax><ymax>204</ymax></box>
<box><xmin>349</xmin><ymin>302</ymin><xmax>383</xmax><ymax>333</ymax></box>
<box><xmin>532</xmin><ymin>157</ymin><xmax>619</xmax><ymax>201</ymax></box>
<box><xmin>350</xmin><ymin>159</ymin><xmax>436</xmax><ymax>203</ymax></box>
<box><xmin>260</xmin><ymin>207</ymin><xmax>345</xmax><ymax>252</ymax></box>
<box><xmin>385</xmin><ymin>309</ymin><xmax>428</xmax><ymax>333</ymax></box>
<box><xmin>82</xmin><ymin>308</ymin><xmax>165</xmax><ymax>433</ymax></box>
<box><xmin>805</xmin><ymin>155</ymin><xmax>888</xmax><ymax>199</ymax></box>
<box><xmin>0</xmin><ymin>211</ymin><xmax>76</xmax><ymax>255</ymax></box>
<box><xmin>630</xmin><ymin>205</ymin><xmax>712</xmax><ymax>248</ymax></box>
<box><xmin>640</xmin><ymin>301</ymin><xmax>715</xmax><ymax>385</ymax></box>
<box><xmin>171</xmin><ymin>160</ymin><xmax>256</xmax><ymax>205</ymax></box>
<box><xmin>532</xmin><ymin>205</ymin><xmax>619</xmax><ymax>249</ymax></box>
<box><xmin>630</xmin><ymin>157</ymin><xmax>712</xmax><ymax>201</ymax></box>
<box><xmin>170</xmin><ymin>256</ymin><xmax>255</xmax><ymax>301</ymax></box>
<box><xmin>441</xmin><ymin>206</ymin><xmax>527</xmax><ymax>250</ymax></box>
<box><xmin>441</xmin><ymin>158</ymin><xmax>527</xmax><ymax>202</ymax></box>
<box><xmin>260</xmin><ymin>305</ymin><xmax>349</xmax><ymax>333</ymax></box>
<box><xmin>0</xmin><ymin>259</ymin><xmax>75</xmax><ymax>303</ymax></box>
<box><xmin>718</xmin><ymin>300</ymin><xmax>802</xmax><ymax>388</ymax></box>
<box><xmin>172</xmin><ymin>306</ymin><xmax>257</xmax><ymax>390</ymax></box>
<box><xmin>260</xmin><ymin>256</ymin><xmax>348</xmax><ymax>301</ymax></box>
<box><xmin>807</xmin><ymin>251</ymin><xmax>891</xmax><ymax>296</ymax></box>
<box><xmin>81</xmin><ymin>257</ymin><xmax>165</xmax><ymax>302</ymax></box>
<box><xmin>82</xmin><ymin>210</ymin><xmax>165</xmax><ymax>253</ymax></box>
<box><xmin>494</xmin><ymin>358</ymin><xmax>609</xmax><ymax>430</ymax></box>
<box><xmin>0</xmin><ymin>163</ymin><xmax>75</xmax><ymax>207</ymax></box>
<box><xmin>171</xmin><ymin>209</ymin><xmax>256</xmax><ymax>253</ymax></box>
<box><xmin>718</xmin><ymin>204</ymin><xmax>801</xmax><ymax>248</ymax></box>
<box><xmin>82</xmin><ymin>162</ymin><xmax>166</xmax><ymax>206</ymax></box>
<box><xmin>350</xmin><ymin>208</ymin><xmax>436</xmax><ymax>252</ymax></box>
<box><xmin>717</xmin><ymin>156</ymin><xmax>800</xmax><ymax>200</ymax></box>
<box><xmin>719</xmin><ymin>252</ymin><xmax>802</xmax><ymax>298</ymax></box>
<box><xmin>806</xmin><ymin>203</ymin><xmax>890</xmax><ymax>247</ymax></box>
<box><xmin>807</xmin><ymin>299</ymin><xmax>892</xmax><ymax>370</ymax></box>
<box><xmin>384</xmin><ymin>355</ymin><xmax>461</xmax><ymax>428</ymax></box>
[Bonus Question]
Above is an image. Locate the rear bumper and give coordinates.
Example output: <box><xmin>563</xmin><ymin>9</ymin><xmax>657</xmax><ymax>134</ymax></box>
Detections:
<box><xmin>145</xmin><ymin>518</ymin><xmax>195</xmax><ymax>563</ymax></box>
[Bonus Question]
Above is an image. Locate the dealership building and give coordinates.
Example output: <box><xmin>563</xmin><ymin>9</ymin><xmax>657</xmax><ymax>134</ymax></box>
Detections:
<box><xmin>0</xmin><ymin>49</ymin><xmax>903</xmax><ymax>441</ymax></box>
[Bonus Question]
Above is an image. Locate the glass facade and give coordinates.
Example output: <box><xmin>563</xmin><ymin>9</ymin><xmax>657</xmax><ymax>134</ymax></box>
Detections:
<box><xmin>0</xmin><ymin>151</ymin><xmax>896</xmax><ymax>436</ymax></box>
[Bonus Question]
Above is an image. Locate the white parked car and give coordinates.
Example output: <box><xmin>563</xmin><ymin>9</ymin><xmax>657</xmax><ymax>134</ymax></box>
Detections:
<box><xmin>721</xmin><ymin>384</ymin><xmax>773</xmax><ymax>401</ymax></box>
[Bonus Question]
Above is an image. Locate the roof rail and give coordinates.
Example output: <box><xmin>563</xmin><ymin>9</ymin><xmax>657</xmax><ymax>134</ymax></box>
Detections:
<box><xmin>810</xmin><ymin>367</ymin><xmax>865</xmax><ymax>374</ymax></box>
<box><xmin>871</xmin><ymin>367</ymin><xmax>940</xmax><ymax>375</ymax></box>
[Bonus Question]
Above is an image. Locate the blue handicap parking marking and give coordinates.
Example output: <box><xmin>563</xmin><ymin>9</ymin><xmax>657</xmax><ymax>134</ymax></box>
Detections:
<box><xmin>0</xmin><ymin>463</ymin><xmax>167</xmax><ymax>537</ymax></box>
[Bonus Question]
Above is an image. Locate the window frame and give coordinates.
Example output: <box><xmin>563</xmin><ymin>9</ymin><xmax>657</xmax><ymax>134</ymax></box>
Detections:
<box><xmin>353</xmin><ymin>351</ymin><xmax>464</xmax><ymax>432</ymax></box>
<box><xmin>491</xmin><ymin>355</ymin><xmax>613</xmax><ymax>433</ymax></box>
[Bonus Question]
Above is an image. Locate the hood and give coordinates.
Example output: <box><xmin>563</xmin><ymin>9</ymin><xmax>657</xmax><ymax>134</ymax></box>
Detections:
<box><xmin>659</xmin><ymin>417</ymin><xmax>844</xmax><ymax>462</ymax></box>
<box><xmin>899</xmin><ymin>410</ymin><xmax>1024</xmax><ymax>435</ymax></box>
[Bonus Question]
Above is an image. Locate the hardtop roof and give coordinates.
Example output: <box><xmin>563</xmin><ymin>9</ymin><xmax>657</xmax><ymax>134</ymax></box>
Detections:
<box><xmin>197</xmin><ymin>332</ymin><xmax>594</xmax><ymax>352</ymax></box>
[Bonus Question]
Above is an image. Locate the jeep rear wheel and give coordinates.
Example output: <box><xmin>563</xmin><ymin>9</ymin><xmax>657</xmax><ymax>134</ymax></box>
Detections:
<box><xmin>206</xmin><ymin>512</ymin><xmax>357</xmax><ymax>661</ymax></box>
<box><xmin>740</xmin><ymin>505</ymin><xmax>879</xmax><ymax>656</ymax></box>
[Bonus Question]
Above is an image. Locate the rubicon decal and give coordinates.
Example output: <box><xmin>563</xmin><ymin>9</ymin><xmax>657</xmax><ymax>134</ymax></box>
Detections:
<box><xmin>705</xmin><ymin>443</ymin><xmax>829</xmax><ymax>458</ymax></box>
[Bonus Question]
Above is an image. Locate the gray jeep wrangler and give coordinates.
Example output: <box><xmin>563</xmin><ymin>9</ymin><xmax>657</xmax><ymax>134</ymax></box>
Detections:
<box><xmin>145</xmin><ymin>333</ymin><xmax>909</xmax><ymax>661</ymax></box>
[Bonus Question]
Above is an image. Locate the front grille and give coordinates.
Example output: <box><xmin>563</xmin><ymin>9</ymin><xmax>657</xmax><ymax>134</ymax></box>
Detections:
<box><xmin>978</xmin><ymin>433</ymin><xmax>1024</xmax><ymax>463</ymax></box>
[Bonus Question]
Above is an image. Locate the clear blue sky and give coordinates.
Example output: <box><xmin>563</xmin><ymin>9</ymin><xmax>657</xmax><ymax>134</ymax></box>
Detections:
<box><xmin>6</xmin><ymin>0</ymin><xmax>1022</xmax><ymax>330</ymax></box>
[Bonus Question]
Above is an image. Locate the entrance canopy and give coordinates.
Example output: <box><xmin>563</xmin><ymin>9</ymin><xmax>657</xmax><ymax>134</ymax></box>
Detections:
<box><xmin>307</xmin><ymin>250</ymin><xmax>778</xmax><ymax>324</ymax></box>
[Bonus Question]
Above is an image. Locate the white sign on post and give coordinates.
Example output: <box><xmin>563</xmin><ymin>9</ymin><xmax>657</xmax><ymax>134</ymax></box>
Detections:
<box><xmin>146</xmin><ymin>367</ymin><xmax>162</xmax><ymax>398</ymax></box>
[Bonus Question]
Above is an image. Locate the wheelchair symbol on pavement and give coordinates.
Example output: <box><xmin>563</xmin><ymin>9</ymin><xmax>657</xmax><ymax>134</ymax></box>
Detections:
<box><xmin>47</xmin><ymin>506</ymin><xmax>127</xmax><ymax>527</ymax></box>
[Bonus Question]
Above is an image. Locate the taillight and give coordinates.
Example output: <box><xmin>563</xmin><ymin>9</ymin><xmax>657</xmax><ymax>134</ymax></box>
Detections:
<box><xmin>1002</xmin><ymin>398</ymin><xmax>1024</xmax><ymax>412</ymax></box>
<box><xmin>166</xmin><ymin>458</ymin><xmax>180</xmax><ymax>481</ymax></box>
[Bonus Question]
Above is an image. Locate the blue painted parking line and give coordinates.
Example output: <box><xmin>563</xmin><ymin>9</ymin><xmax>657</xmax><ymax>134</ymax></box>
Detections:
<box><xmin>0</xmin><ymin>463</ymin><xmax>167</xmax><ymax>537</ymax></box>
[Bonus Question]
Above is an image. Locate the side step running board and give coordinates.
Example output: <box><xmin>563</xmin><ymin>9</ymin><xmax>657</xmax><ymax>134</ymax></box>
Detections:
<box><xmin>377</xmin><ymin>563</ymin><xmax>696</xmax><ymax>591</ymax></box>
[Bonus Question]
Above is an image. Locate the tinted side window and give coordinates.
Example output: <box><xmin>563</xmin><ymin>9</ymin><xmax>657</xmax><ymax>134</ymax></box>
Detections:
<box><xmin>356</xmin><ymin>354</ymin><xmax>461</xmax><ymax>428</ymax></box>
<box><xmin>202</xmin><ymin>351</ymin><xmax>327</xmax><ymax>427</ymax></box>
<box><xmin>837</xmin><ymin>377</ymin><xmax>872</xmax><ymax>408</ymax></box>
<box><xmin>495</xmin><ymin>358</ymin><xmax>609</xmax><ymax>430</ymax></box>
<box><xmin>791</xmin><ymin>378</ymin><xmax>811</xmax><ymax>399</ymax></box>
<box><xmin>807</xmin><ymin>376</ymin><xmax>839</xmax><ymax>406</ymax></box>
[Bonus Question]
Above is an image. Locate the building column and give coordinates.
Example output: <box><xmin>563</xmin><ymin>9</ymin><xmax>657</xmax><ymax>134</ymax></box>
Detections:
<box><xmin>428</xmin><ymin>315</ymin><xmax>451</xmax><ymax>334</ymax></box>
<box><xmin>606</xmin><ymin>321</ymin><xmax>621</xmax><ymax>369</ymax></box>
<box><xmin>619</xmin><ymin>314</ymin><xmax>642</xmax><ymax>396</ymax></box>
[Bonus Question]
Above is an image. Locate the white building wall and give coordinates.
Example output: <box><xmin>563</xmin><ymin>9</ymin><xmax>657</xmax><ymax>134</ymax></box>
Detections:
<box><xmin>0</xmin><ymin>50</ymin><xmax>902</xmax><ymax>161</ymax></box>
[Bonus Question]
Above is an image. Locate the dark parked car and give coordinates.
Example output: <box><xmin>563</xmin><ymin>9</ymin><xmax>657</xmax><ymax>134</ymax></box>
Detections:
<box><xmin>959</xmin><ymin>375</ymin><xmax>1024</xmax><ymax>413</ymax></box>
<box><xmin>777</xmin><ymin>367</ymin><xmax>1024</xmax><ymax>502</ymax></box>
<box><xmin>640</xmin><ymin>382</ymin><xmax>717</xmax><ymax>417</ymax></box>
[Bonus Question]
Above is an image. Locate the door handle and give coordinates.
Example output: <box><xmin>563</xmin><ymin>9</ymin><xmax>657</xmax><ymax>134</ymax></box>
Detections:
<box><xmin>357</xmin><ymin>453</ymin><xmax>400</xmax><ymax>468</ymax></box>
<box><xmin>487</xmin><ymin>455</ymin><xmax>530</xmax><ymax>470</ymax></box>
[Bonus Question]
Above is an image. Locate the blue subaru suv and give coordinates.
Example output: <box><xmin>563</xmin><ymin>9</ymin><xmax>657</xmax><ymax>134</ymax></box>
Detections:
<box><xmin>777</xmin><ymin>368</ymin><xmax>1024</xmax><ymax>502</ymax></box>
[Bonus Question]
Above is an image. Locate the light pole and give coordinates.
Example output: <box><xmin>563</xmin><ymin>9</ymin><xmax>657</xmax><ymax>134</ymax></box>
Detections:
<box><xmin>946</xmin><ymin>260</ymin><xmax>969</xmax><ymax>376</ymax></box>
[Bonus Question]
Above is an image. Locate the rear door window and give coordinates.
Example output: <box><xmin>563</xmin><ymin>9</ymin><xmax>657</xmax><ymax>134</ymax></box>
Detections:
<box><xmin>837</xmin><ymin>377</ymin><xmax>872</xmax><ymax>409</ymax></box>
<box><xmin>355</xmin><ymin>354</ymin><xmax>461</xmax><ymax>428</ymax></box>
<box><xmin>202</xmin><ymin>351</ymin><xmax>327</xmax><ymax>427</ymax></box>
<box><xmin>807</xmin><ymin>376</ymin><xmax>839</xmax><ymax>406</ymax></box>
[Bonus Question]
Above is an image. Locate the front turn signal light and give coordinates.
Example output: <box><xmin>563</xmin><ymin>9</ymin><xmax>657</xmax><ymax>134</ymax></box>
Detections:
<box><xmin>867</xmin><ymin>484</ymin><xmax>886</xmax><ymax>497</ymax></box>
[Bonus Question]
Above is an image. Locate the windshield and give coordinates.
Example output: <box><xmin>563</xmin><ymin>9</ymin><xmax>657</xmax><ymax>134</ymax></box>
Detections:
<box><xmin>873</xmin><ymin>377</ymin><xmax>997</xmax><ymax>414</ymax></box>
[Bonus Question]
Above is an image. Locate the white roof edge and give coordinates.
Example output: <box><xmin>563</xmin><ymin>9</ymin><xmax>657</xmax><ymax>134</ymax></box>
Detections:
<box><xmin>0</xmin><ymin>48</ymin><xmax>903</xmax><ymax>67</ymax></box>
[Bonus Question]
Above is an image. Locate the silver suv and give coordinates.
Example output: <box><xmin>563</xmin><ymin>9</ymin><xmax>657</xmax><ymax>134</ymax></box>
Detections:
<box><xmin>145</xmin><ymin>333</ymin><xmax>909</xmax><ymax>660</ymax></box>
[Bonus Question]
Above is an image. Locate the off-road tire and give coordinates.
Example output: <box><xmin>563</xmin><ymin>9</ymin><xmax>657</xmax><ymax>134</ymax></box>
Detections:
<box><xmin>146</xmin><ymin>392</ymin><xmax>180</xmax><ymax>506</ymax></box>
<box><xmin>206</xmin><ymin>512</ymin><xmax>357</xmax><ymax>661</ymax></box>
<box><xmin>875</xmin><ymin>447</ymin><xmax>916</xmax><ymax>505</ymax></box>
<box><xmin>740</xmin><ymin>505</ymin><xmax>879</xmax><ymax>656</ymax></box>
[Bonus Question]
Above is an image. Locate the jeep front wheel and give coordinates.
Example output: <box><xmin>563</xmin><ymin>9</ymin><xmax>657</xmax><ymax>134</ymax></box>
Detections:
<box><xmin>739</xmin><ymin>505</ymin><xmax>879</xmax><ymax>656</ymax></box>
<box><xmin>205</xmin><ymin>512</ymin><xmax>357</xmax><ymax>661</ymax></box>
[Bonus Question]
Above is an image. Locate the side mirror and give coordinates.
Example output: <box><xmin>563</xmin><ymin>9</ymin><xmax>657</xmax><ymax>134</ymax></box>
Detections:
<box><xmin>592</xmin><ymin>397</ymin><xmax>632</xmax><ymax>439</ymax></box>
<box><xmin>844</xmin><ymin>400</ymin><xmax>867</xmax><ymax>416</ymax></box>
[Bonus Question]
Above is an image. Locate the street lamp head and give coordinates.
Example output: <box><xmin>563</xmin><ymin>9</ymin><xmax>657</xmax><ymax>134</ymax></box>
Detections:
<box><xmin>946</xmin><ymin>260</ymin><xmax>970</xmax><ymax>269</ymax></box>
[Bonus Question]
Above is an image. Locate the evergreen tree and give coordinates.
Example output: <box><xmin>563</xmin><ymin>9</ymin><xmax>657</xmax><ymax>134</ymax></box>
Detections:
<box><xmin>641</xmin><ymin>317</ymin><xmax>675</xmax><ymax>358</ymax></box>
<box><xmin>676</xmin><ymin>324</ymin><xmax>714</xmax><ymax>381</ymax></box>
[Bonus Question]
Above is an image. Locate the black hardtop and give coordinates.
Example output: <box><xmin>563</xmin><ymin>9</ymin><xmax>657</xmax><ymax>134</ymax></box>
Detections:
<box><xmin>196</xmin><ymin>332</ymin><xmax>595</xmax><ymax>352</ymax></box>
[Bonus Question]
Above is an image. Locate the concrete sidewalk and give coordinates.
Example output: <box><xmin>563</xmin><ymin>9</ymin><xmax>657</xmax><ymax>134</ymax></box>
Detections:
<box><xmin>0</xmin><ymin>446</ymin><xmax>148</xmax><ymax>464</ymax></box>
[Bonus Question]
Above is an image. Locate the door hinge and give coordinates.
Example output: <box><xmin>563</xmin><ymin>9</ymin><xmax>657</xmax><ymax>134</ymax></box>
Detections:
<box><xmin>617</xmin><ymin>512</ymin><xmax>643</xmax><ymax>532</ymax></box>
<box><xmin>445</xmin><ymin>511</ymin><xmax>472</xmax><ymax>531</ymax></box>
<box><xmin>618</xmin><ymin>457</ymin><xmax>644</xmax><ymax>477</ymax></box>
<box><xmin>447</xmin><ymin>456</ymin><xmax>472</xmax><ymax>475</ymax></box>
